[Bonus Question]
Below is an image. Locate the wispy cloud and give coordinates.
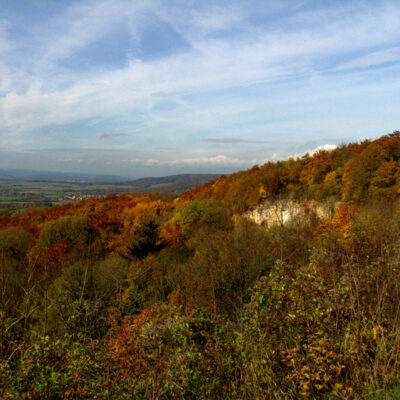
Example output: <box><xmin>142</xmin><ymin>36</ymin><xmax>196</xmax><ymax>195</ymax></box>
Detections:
<box><xmin>170</xmin><ymin>155</ymin><xmax>251</xmax><ymax>165</ymax></box>
<box><xmin>334</xmin><ymin>47</ymin><xmax>400</xmax><ymax>71</ymax></box>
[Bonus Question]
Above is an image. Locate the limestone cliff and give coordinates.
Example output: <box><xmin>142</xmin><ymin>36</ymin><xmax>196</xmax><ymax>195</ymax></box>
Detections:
<box><xmin>244</xmin><ymin>199</ymin><xmax>338</xmax><ymax>226</ymax></box>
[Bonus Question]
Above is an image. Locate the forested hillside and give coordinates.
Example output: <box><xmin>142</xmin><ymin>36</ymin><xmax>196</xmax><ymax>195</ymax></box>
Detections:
<box><xmin>2</xmin><ymin>132</ymin><xmax>400</xmax><ymax>399</ymax></box>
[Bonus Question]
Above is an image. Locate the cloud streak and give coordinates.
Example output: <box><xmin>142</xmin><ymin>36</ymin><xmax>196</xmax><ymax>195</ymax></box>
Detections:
<box><xmin>334</xmin><ymin>47</ymin><xmax>400</xmax><ymax>71</ymax></box>
<box><xmin>99</xmin><ymin>132</ymin><xmax>127</xmax><ymax>140</ymax></box>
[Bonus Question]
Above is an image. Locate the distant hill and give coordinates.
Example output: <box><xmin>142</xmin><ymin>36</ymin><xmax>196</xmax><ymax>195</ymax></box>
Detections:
<box><xmin>0</xmin><ymin>170</ymin><xmax>222</xmax><ymax>191</ymax></box>
<box><xmin>0</xmin><ymin>169</ymin><xmax>128</xmax><ymax>183</ymax></box>
<box><xmin>123</xmin><ymin>174</ymin><xmax>222</xmax><ymax>192</ymax></box>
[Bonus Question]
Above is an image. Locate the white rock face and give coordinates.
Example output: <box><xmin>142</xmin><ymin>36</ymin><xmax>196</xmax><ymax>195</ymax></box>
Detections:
<box><xmin>244</xmin><ymin>199</ymin><xmax>338</xmax><ymax>226</ymax></box>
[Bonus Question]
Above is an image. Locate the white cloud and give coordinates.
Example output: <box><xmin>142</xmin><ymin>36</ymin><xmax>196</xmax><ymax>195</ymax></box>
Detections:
<box><xmin>170</xmin><ymin>155</ymin><xmax>248</xmax><ymax>165</ymax></box>
<box><xmin>291</xmin><ymin>144</ymin><xmax>338</xmax><ymax>159</ymax></box>
<box><xmin>309</xmin><ymin>144</ymin><xmax>337</xmax><ymax>155</ymax></box>
<box><xmin>125</xmin><ymin>154</ymin><xmax>254</xmax><ymax>167</ymax></box>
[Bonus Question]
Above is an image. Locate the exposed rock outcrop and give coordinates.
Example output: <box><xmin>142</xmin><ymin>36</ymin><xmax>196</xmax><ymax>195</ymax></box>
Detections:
<box><xmin>244</xmin><ymin>199</ymin><xmax>339</xmax><ymax>226</ymax></box>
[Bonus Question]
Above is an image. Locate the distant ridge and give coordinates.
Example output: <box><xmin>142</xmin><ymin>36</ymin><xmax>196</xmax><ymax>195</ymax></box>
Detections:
<box><xmin>122</xmin><ymin>174</ymin><xmax>222</xmax><ymax>192</ymax></box>
<box><xmin>0</xmin><ymin>170</ymin><xmax>222</xmax><ymax>195</ymax></box>
<box><xmin>0</xmin><ymin>169</ymin><xmax>128</xmax><ymax>183</ymax></box>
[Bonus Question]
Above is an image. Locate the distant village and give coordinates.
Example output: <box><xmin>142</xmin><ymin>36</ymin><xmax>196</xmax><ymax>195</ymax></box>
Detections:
<box><xmin>59</xmin><ymin>193</ymin><xmax>108</xmax><ymax>202</ymax></box>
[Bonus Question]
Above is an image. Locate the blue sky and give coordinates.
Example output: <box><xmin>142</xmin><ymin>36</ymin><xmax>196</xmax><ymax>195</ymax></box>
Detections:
<box><xmin>1</xmin><ymin>0</ymin><xmax>400</xmax><ymax>177</ymax></box>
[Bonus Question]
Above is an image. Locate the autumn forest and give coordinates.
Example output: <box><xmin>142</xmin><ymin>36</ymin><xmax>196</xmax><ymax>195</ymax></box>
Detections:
<box><xmin>2</xmin><ymin>132</ymin><xmax>400</xmax><ymax>398</ymax></box>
